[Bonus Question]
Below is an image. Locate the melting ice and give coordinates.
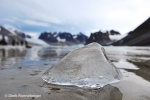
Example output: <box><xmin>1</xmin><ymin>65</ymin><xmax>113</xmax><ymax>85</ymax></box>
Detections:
<box><xmin>42</xmin><ymin>42</ymin><xmax>123</xmax><ymax>88</ymax></box>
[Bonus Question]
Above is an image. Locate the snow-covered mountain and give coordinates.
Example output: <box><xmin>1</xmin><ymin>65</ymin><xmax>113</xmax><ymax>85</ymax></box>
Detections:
<box><xmin>86</xmin><ymin>30</ymin><xmax>121</xmax><ymax>46</ymax></box>
<box><xmin>14</xmin><ymin>30</ymin><xmax>31</xmax><ymax>39</ymax></box>
<box><xmin>113</xmin><ymin>17</ymin><xmax>150</xmax><ymax>46</ymax></box>
<box><xmin>39</xmin><ymin>32</ymin><xmax>88</xmax><ymax>44</ymax></box>
<box><xmin>0</xmin><ymin>26</ymin><xmax>27</xmax><ymax>46</ymax></box>
<box><xmin>0</xmin><ymin>26</ymin><xmax>49</xmax><ymax>47</ymax></box>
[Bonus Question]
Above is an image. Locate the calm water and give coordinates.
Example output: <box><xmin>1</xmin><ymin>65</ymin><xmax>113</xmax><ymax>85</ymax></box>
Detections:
<box><xmin>0</xmin><ymin>45</ymin><xmax>150</xmax><ymax>100</ymax></box>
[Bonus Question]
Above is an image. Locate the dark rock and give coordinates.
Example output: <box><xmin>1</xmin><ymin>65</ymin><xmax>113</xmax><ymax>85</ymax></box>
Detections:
<box><xmin>85</xmin><ymin>31</ymin><xmax>112</xmax><ymax>46</ymax></box>
<box><xmin>0</xmin><ymin>35</ymin><xmax>7</xmax><ymax>45</ymax></box>
<box><xmin>26</xmin><ymin>35</ymin><xmax>31</xmax><ymax>38</ymax></box>
<box><xmin>26</xmin><ymin>45</ymin><xmax>32</xmax><ymax>48</ymax></box>
<box><xmin>18</xmin><ymin>67</ymin><xmax>22</xmax><ymax>69</ymax></box>
<box><xmin>39</xmin><ymin>32</ymin><xmax>58</xmax><ymax>43</ymax></box>
<box><xmin>113</xmin><ymin>17</ymin><xmax>150</xmax><ymax>46</ymax></box>
<box><xmin>110</xmin><ymin>30</ymin><xmax>120</xmax><ymax>35</ymax></box>
<box><xmin>43</xmin><ymin>83</ymin><xmax>123</xmax><ymax>100</ymax></box>
<box><xmin>57</xmin><ymin>32</ymin><xmax>74</xmax><ymax>42</ymax></box>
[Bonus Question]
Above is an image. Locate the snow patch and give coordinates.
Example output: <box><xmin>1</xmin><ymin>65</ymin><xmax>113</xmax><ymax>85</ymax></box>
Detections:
<box><xmin>73</xmin><ymin>35</ymin><xmax>77</xmax><ymax>39</ymax></box>
<box><xmin>4</xmin><ymin>36</ymin><xmax>9</xmax><ymax>42</ymax></box>
<box><xmin>54</xmin><ymin>33</ymin><xmax>58</xmax><ymax>37</ymax></box>
<box><xmin>57</xmin><ymin>36</ymin><xmax>66</xmax><ymax>42</ymax></box>
<box><xmin>10</xmin><ymin>30</ymin><xmax>17</xmax><ymax>35</ymax></box>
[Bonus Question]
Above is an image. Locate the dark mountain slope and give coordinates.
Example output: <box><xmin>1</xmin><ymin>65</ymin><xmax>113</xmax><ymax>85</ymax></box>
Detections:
<box><xmin>113</xmin><ymin>17</ymin><xmax>150</xmax><ymax>46</ymax></box>
<box><xmin>0</xmin><ymin>26</ymin><xmax>28</xmax><ymax>46</ymax></box>
<box><xmin>86</xmin><ymin>31</ymin><xmax>112</xmax><ymax>46</ymax></box>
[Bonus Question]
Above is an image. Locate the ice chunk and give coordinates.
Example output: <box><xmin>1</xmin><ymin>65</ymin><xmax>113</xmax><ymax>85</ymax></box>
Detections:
<box><xmin>42</xmin><ymin>42</ymin><xmax>123</xmax><ymax>88</ymax></box>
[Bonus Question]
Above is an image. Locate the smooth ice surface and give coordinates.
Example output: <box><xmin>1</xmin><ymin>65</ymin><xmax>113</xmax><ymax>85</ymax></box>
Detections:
<box><xmin>42</xmin><ymin>42</ymin><xmax>123</xmax><ymax>88</ymax></box>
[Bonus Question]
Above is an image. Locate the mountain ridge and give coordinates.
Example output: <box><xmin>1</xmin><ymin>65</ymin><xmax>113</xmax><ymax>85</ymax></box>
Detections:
<box><xmin>39</xmin><ymin>32</ymin><xmax>88</xmax><ymax>45</ymax></box>
<box><xmin>113</xmin><ymin>17</ymin><xmax>150</xmax><ymax>46</ymax></box>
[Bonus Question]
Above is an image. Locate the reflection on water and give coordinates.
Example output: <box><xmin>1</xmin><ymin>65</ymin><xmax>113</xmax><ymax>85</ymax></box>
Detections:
<box><xmin>105</xmin><ymin>46</ymin><xmax>150</xmax><ymax>62</ymax></box>
<box><xmin>125</xmin><ymin>60</ymin><xmax>150</xmax><ymax>82</ymax></box>
<box><xmin>113</xmin><ymin>60</ymin><xmax>139</xmax><ymax>70</ymax></box>
<box><xmin>0</xmin><ymin>45</ymin><xmax>150</xmax><ymax>100</ymax></box>
<box><xmin>0</xmin><ymin>46</ymin><xmax>71</xmax><ymax>69</ymax></box>
<box><xmin>0</xmin><ymin>47</ymin><xmax>26</xmax><ymax>69</ymax></box>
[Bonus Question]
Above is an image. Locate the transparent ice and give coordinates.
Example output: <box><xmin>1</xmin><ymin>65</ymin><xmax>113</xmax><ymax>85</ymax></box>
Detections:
<box><xmin>42</xmin><ymin>42</ymin><xmax>123</xmax><ymax>88</ymax></box>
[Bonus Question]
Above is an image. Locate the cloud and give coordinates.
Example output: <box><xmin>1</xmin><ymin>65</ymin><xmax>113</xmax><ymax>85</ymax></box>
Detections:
<box><xmin>3</xmin><ymin>24</ymin><xmax>19</xmax><ymax>31</ymax></box>
<box><xmin>23</xmin><ymin>20</ymin><xmax>50</xmax><ymax>27</ymax></box>
<box><xmin>0</xmin><ymin>0</ymin><xmax>62</xmax><ymax>24</ymax></box>
<box><xmin>0</xmin><ymin>0</ymin><xmax>150</xmax><ymax>35</ymax></box>
<box><xmin>28</xmin><ymin>13</ymin><xmax>62</xmax><ymax>24</ymax></box>
<box><xmin>2</xmin><ymin>18</ymin><xmax>16</xmax><ymax>23</ymax></box>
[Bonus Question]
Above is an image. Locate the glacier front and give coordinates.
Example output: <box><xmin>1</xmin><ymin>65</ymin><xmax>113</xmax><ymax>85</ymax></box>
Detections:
<box><xmin>42</xmin><ymin>42</ymin><xmax>123</xmax><ymax>88</ymax></box>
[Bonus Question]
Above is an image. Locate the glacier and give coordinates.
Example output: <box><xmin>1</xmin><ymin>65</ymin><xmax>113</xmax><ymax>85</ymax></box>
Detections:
<box><xmin>42</xmin><ymin>42</ymin><xmax>123</xmax><ymax>88</ymax></box>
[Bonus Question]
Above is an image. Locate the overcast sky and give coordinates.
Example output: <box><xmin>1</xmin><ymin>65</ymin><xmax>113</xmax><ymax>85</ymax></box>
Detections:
<box><xmin>0</xmin><ymin>0</ymin><xmax>150</xmax><ymax>37</ymax></box>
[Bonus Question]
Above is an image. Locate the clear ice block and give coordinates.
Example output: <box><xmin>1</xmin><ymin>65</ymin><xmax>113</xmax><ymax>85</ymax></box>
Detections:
<box><xmin>42</xmin><ymin>42</ymin><xmax>123</xmax><ymax>88</ymax></box>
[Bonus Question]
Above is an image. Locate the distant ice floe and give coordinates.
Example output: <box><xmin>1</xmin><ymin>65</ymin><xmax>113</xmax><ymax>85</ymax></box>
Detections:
<box><xmin>42</xmin><ymin>42</ymin><xmax>123</xmax><ymax>88</ymax></box>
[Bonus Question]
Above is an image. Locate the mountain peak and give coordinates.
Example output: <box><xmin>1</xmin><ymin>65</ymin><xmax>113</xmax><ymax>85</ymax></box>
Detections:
<box><xmin>39</xmin><ymin>31</ymin><xmax>88</xmax><ymax>45</ymax></box>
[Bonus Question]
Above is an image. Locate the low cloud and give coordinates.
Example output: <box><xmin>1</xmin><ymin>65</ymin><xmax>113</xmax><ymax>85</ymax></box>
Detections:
<box><xmin>23</xmin><ymin>20</ymin><xmax>50</xmax><ymax>27</ymax></box>
<box><xmin>25</xmin><ymin>32</ymin><xmax>40</xmax><ymax>39</ymax></box>
<box><xmin>28</xmin><ymin>13</ymin><xmax>62</xmax><ymax>25</ymax></box>
<box><xmin>3</xmin><ymin>24</ymin><xmax>19</xmax><ymax>31</ymax></box>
